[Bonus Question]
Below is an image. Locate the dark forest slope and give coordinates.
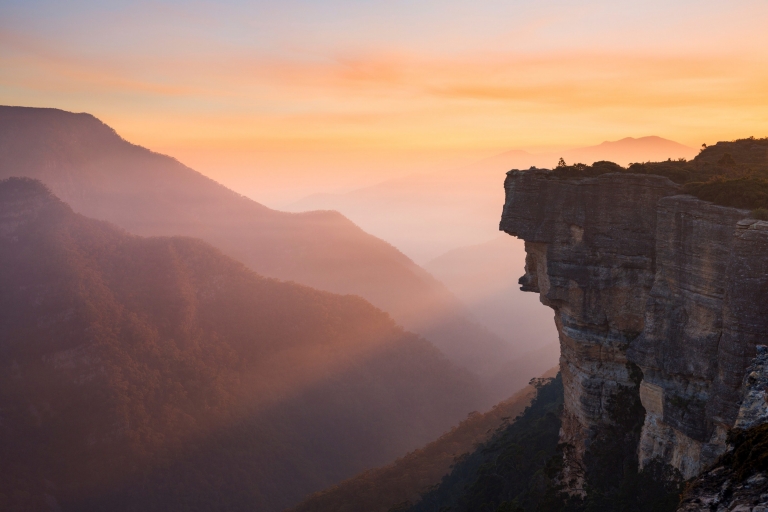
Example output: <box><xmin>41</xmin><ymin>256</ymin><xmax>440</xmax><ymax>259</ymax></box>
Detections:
<box><xmin>290</xmin><ymin>367</ymin><xmax>557</xmax><ymax>512</ymax></box>
<box><xmin>404</xmin><ymin>375</ymin><xmax>565</xmax><ymax>512</ymax></box>
<box><xmin>0</xmin><ymin>178</ymin><xmax>483</xmax><ymax>512</ymax></box>
<box><xmin>0</xmin><ymin>106</ymin><xmax>515</xmax><ymax>384</ymax></box>
<box><xmin>403</xmin><ymin>375</ymin><xmax>684</xmax><ymax>512</ymax></box>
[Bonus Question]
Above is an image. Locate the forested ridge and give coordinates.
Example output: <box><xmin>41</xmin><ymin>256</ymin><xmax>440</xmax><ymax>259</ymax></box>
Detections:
<box><xmin>0</xmin><ymin>177</ymin><xmax>483</xmax><ymax>512</ymax></box>
<box><xmin>550</xmin><ymin>137</ymin><xmax>768</xmax><ymax>214</ymax></box>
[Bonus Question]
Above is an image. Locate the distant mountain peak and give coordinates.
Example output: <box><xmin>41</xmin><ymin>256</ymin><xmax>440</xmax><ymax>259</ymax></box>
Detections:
<box><xmin>589</xmin><ymin>135</ymin><xmax>692</xmax><ymax>148</ymax></box>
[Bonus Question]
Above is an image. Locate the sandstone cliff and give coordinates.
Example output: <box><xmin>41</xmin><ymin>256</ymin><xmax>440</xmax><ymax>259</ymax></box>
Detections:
<box><xmin>500</xmin><ymin>169</ymin><xmax>768</xmax><ymax>484</ymax></box>
<box><xmin>677</xmin><ymin>346</ymin><xmax>768</xmax><ymax>511</ymax></box>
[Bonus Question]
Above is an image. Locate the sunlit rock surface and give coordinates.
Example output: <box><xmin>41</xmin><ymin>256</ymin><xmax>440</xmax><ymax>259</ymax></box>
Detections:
<box><xmin>500</xmin><ymin>169</ymin><xmax>768</xmax><ymax>484</ymax></box>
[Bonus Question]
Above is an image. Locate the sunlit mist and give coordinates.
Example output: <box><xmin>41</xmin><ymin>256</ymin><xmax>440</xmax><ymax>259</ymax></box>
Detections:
<box><xmin>2</xmin><ymin>0</ymin><xmax>768</xmax><ymax>202</ymax></box>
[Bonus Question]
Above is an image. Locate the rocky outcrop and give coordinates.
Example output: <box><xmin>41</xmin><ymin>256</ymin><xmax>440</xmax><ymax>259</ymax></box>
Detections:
<box><xmin>735</xmin><ymin>346</ymin><xmax>768</xmax><ymax>431</ymax></box>
<box><xmin>500</xmin><ymin>170</ymin><xmax>768</xmax><ymax>484</ymax></box>
<box><xmin>677</xmin><ymin>469</ymin><xmax>768</xmax><ymax>511</ymax></box>
<box><xmin>677</xmin><ymin>347</ymin><xmax>768</xmax><ymax>511</ymax></box>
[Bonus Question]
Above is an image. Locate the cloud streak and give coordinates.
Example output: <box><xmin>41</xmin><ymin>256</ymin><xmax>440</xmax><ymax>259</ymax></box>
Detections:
<box><xmin>1</xmin><ymin>0</ymin><xmax>767</xmax><ymax>189</ymax></box>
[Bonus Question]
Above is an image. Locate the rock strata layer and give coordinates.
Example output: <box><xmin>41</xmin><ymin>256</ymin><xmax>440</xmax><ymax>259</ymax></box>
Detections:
<box><xmin>500</xmin><ymin>170</ymin><xmax>768</xmax><ymax>482</ymax></box>
<box><xmin>735</xmin><ymin>346</ymin><xmax>768</xmax><ymax>430</ymax></box>
<box><xmin>677</xmin><ymin>346</ymin><xmax>768</xmax><ymax>511</ymax></box>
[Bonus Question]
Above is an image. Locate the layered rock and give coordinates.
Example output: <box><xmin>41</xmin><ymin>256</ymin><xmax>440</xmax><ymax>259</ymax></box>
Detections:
<box><xmin>735</xmin><ymin>346</ymin><xmax>768</xmax><ymax>431</ymax></box>
<box><xmin>630</xmin><ymin>200</ymin><xmax>767</xmax><ymax>477</ymax></box>
<box><xmin>677</xmin><ymin>466</ymin><xmax>768</xmax><ymax>511</ymax></box>
<box><xmin>500</xmin><ymin>169</ymin><xmax>768</xmax><ymax>483</ymax></box>
<box><xmin>677</xmin><ymin>347</ymin><xmax>768</xmax><ymax>511</ymax></box>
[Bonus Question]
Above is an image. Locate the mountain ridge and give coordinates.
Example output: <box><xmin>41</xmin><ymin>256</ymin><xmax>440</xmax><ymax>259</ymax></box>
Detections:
<box><xmin>0</xmin><ymin>105</ymin><xmax>519</xmax><ymax>392</ymax></box>
<box><xmin>0</xmin><ymin>176</ymin><xmax>485</xmax><ymax>511</ymax></box>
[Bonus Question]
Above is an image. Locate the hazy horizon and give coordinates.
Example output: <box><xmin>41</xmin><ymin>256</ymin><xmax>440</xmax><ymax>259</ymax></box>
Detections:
<box><xmin>165</xmin><ymin>134</ymin><xmax>699</xmax><ymax>208</ymax></box>
<box><xmin>3</xmin><ymin>0</ymin><xmax>767</xmax><ymax>208</ymax></box>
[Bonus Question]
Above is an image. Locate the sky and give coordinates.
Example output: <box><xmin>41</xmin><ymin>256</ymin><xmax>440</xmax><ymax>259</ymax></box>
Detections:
<box><xmin>2</xmin><ymin>0</ymin><xmax>768</xmax><ymax>204</ymax></box>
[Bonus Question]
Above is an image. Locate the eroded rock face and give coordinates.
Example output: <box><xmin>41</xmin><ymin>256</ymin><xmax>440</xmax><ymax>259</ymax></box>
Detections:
<box><xmin>500</xmin><ymin>170</ymin><xmax>768</xmax><ymax>483</ymax></box>
<box><xmin>629</xmin><ymin>196</ymin><xmax>749</xmax><ymax>477</ymax></box>
<box><xmin>676</xmin><ymin>469</ymin><xmax>768</xmax><ymax>512</ymax></box>
<box><xmin>677</xmin><ymin>347</ymin><xmax>768</xmax><ymax>511</ymax></box>
<box><xmin>735</xmin><ymin>346</ymin><xmax>768</xmax><ymax>431</ymax></box>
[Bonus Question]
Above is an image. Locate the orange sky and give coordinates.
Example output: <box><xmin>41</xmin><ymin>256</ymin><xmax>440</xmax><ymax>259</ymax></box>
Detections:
<box><xmin>2</xmin><ymin>0</ymin><xmax>768</xmax><ymax>204</ymax></box>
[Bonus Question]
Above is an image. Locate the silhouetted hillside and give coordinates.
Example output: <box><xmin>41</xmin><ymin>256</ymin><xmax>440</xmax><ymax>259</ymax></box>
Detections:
<box><xmin>0</xmin><ymin>177</ymin><xmax>484</xmax><ymax>512</ymax></box>
<box><xmin>290</xmin><ymin>367</ymin><xmax>558</xmax><ymax>512</ymax></box>
<box><xmin>0</xmin><ymin>106</ymin><xmax>514</xmax><ymax>386</ymax></box>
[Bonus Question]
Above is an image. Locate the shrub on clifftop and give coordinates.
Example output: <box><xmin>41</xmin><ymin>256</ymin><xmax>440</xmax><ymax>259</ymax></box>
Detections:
<box><xmin>545</xmin><ymin>137</ymin><xmax>768</xmax><ymax>211</ymax></box>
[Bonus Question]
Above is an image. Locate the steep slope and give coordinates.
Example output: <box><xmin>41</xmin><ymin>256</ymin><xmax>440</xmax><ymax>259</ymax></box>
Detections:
<box><xmin>290</xmin><ymin>367</ymin><xmax>558</xmax><ymax>512</ymax></box>
<box><xmin>0</xmin><ymin>105</ymin><xmax>512</xmax><ymax>382</ymax></box>
<box><xmin>405</xmin><ymin>375</ymin><xmax>566</xmax><ymax>512</ymax></box>
<box><xmin>0</xmin><ymin>177</ymin><xmax>484</xmax><ymax>512</ymax></box>
<box><xmin>403</xmin><ymin>374</ymin><xmax>683</xmax><ymax>512</ymax></box>
<box><xmin>678</xmin><ymin>347</ymin><xmax>768</xmax><ymax>511</ymax></box>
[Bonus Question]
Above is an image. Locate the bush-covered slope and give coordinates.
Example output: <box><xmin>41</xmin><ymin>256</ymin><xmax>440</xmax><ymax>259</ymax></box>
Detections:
<box><xmin>290</xmin><ymin>368</ymin><xmax>557</xmax><ymax>512</ymax></box>
<box><xmin>0</xmin><ymin>106</ymin><xmax>516</xmax><ymax>384</ymax></box>
<box><xmin>549</xmin><ymin>137</ymin><xmax>768</xmax><ymax>211</ymax></box>
<box><xmin>403</xmin><ymin>373</ymin><xmax>683</xmax><ymax>512</ymax></box>
<box><xmin>405</xmin><ymin>375</ymin><xmax>564</xmax><ymax>512</ymax></box>
<box><xmin>0</xmin><ymin>177</ymin><xmax>483</xmax><ymax>512</ymax></box>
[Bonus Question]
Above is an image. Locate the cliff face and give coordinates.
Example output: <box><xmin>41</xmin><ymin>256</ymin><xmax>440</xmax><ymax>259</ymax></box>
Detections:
<box><xmin>677</xmin><ymin>347</ymin><xmax>768</xmax><ymax>511</ymax></box>
<box><xmin>500</xmin><ymin>170</ymin><xmax>768</xmax><ymax>482</ymax></box>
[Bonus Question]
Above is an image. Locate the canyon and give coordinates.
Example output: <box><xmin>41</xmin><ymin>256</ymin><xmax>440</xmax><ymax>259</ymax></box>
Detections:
<box><xmin>500</xmin><ymin>168</ymin><xmax>768</xmax><ymax>487</ymax></box>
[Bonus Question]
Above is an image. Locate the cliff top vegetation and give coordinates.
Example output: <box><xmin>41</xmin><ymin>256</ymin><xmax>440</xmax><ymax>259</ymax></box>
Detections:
<box><xmin>541</xmin><ymin>137</ymin><xmax>768</xmax><ymax>211</ymax></box>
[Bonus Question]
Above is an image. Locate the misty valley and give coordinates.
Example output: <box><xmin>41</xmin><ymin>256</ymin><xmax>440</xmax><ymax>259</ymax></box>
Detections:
<box><xmin>0</xmin><ymin>107</ymin><xmax>557</xmax><ymax>511</ymax></box>
<box><xmin>3</xmin><ymin>104</ymin><xmax>768</xmax><ymax>512</ymax></box>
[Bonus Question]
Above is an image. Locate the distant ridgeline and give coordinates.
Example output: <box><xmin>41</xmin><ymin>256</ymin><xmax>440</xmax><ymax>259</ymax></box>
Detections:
<box><xmin>549</xmin><ymin>137</ymin><xmax>768</xmax><ymax>214</ymax></box>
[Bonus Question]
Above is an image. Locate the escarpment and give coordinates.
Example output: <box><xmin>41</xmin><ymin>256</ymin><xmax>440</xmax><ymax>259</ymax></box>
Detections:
<box><xmin>500</xmin><ymin>169</ymin><xmax>768</xmax><ymax>484</ymax></box>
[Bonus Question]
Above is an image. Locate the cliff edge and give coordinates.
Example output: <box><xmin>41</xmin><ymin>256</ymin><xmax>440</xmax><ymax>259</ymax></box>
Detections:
<box><xmin>500</xmin><ymin>169</ymin><xmax>768</xmax><ymax>486</ymax></box>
